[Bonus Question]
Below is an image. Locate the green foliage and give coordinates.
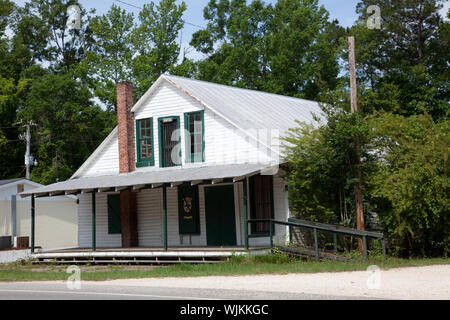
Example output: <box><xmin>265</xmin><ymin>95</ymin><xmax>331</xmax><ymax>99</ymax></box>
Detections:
<box><xmin>191</xmin><ymin>0</ymin><xmax>343</xmax><ymax>100</ymax></box>
<box><xmin>132</xmin><ymin>0</ymin><xmax>186</xmax><ymax>98</ymax></box>
<box><xmin>351</xmin><ymin>0</ymin><xmax>449</xmax><ymax>120</ymax></box>
<box><xmin>282</xmin><ymin>104</ymin><xmax>374</xmax><ymax>225</ymax></box>
<box><xmin>368</xmin><ymin>113</ymin><xmax>449</xmax><ymax>256</ymax></box>
<box><xmin>88</xmin><ymin>4</ymin><xmax>135</xmax><ymax>111</ymax></box>
<box><xmin>283</xmin><ymin>109</ymin><xmax>449</xmax><ymax>257</ymax></box>
<box><xmin>19</xmin><ymin>72</ymin><xmax>115</xmax><ymax>184</ymax></box>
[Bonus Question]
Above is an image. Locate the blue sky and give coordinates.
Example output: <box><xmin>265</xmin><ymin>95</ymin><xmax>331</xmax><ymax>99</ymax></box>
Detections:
<box><xmin>77</xmin><ymin>0</ymin><xmax>361</xmax><ymax>59</ymax></box>
<box><xmin>77</xmin><ymin>0</ymin><xmax>361</xmax><ymax>31</ymax></box>
<box><xmin>11</xmin><ymin>0</ymin><xmax>450</xmax><ymax>60</ymax></box>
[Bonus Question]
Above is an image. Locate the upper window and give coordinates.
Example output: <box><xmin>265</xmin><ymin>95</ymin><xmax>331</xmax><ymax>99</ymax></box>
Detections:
<box><xmin>136</xmin><ymin>118</ymin><xmax>154</xmax><ymax>167</ymax></box>
<box><xmin>184</xmin><ymin>111</ymin><xmax>204</xmax><ymax>163</ymax></box>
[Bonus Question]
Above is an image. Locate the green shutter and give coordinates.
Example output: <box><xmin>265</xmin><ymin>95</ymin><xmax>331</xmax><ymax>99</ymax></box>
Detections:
<box><xmin>107</xmin><ymin>194</ymin><xmax>121</xmax><ymax>234</ymax></box>
<box><xmin>178</xmin><ymin>183</ymin><xmax>200</xmax><ymax>235</ymax></box>
<box><xmin>136</xmin><ymin>118</ymin><xmax>154</xmax><ymax>167</ymax></box>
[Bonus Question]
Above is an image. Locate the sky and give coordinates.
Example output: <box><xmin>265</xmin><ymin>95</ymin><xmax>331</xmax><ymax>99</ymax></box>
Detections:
<box><xmin>10</xmin><ymin>0</ymin><xmax>450</xmax><ymax>61</ymax></box>
<box><xmin>10</xmin><ymin>0</ymin><xmax>363</xmax><ymax>60</ymax></box>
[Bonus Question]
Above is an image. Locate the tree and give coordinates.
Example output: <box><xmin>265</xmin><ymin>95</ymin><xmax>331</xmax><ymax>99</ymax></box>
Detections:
<box><xmin>18</xmin><ymin>0</ymin><xmax>94</xmax><ymax>72</ymax></box>
<box><xmin>351</xmin><ymin>0</ymin><xmax>449</xmax><ymax>120</ymax></box>
<box><xmin>282</xmin><ymin>103</ymin><xmax>375</xmax><ymax>227</ymax></box>
<box><xmin>18</xmin><ymin>72</ymin><xmax>115</xmax><ymax>184</ymax></box>
<box><xmin>88</xmin><ymin>4</ymin><xmax>135</xmax><ymax>111</ymax></box>
<box><xmin>132</xmin><ymin>0</ymin><xmax>186</xmax><ymax>98</ymax></box>
<box><xmin>191</xmin><ymin>0</ymin><xmax>343</xmax><ymax>100</ymax></box>
<box><xmin>0</xmin><ymin>0</ymin><xmax>34</xmax><ymax>178</ymax></box>
<box><xmin>368</xmin><ymin>113</ymin><xmax>449</xmax><ymax>257</ymax></box>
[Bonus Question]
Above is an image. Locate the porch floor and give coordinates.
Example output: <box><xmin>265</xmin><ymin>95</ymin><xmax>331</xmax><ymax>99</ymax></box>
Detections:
<box><xmin>40</xmin><ymin>246</ymin><xmax>268</xmax><ymax>253</ymax></box>
<box><xmin>32</xmin><ymin>246</ymin><xmax>271</xmax><ymax>265</ymax></box>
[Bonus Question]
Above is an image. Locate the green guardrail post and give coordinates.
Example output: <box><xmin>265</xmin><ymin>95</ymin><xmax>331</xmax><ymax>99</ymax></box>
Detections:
<box><xmin>269</xmin><ymin>221</ymin><xmax>273</xmax><ymax>248</ymax></box>
<box><xmin>381</xmin><ymin>238</ymin><xmax>386</xmax><ymax>258</ymax></box>
<box><xmin>313</xmin><ymin>227</ymin><xmax>319</xmax><ymax>261</ymax></box>
<box><xmin>333</xmin><ymin>232</ymin><xmax>337</xmax><ymax>253</ymax></box>
<box><xmin>363</xmin><ymin>235</ymin><xmax>368</xmax><ymax>261</ymax></box>
<box><xmin>289</xmin><ymin>225</ymin><xmax>292</xmax><ymax>244</ymax></box>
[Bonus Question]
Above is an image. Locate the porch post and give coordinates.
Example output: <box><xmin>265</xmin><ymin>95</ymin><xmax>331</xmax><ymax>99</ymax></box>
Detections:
<box><xmin>92</xmin><ymin>191</ymin><xmax>96</xmax><ymax>251</ymax></box>
<box><xmin>31</xmin><ymin>194</ymin><xmax>35</xmax><ymax>253</ymax></box>
<box><xmin>243</xmin><ymin>177</ymin><xmax>249</xmax><ymax>250</ymax></box>
<box><xmin>162</xmin><ymin>185</ymin><xmax>168</xmax><ymax>251</ymax></box>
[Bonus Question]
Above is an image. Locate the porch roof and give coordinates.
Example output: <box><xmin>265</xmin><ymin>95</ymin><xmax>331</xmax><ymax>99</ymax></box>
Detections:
<box><xmin>20</xmin><ymin>163</ymin><xmax>273</xmax><ymax>197</ymax></box>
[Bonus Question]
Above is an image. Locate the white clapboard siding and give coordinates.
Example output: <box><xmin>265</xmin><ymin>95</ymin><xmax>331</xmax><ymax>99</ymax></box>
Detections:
<box><xmin>135</xmin><ymin>82</ymin><xmax>202</xmax><ymax>169</ymax></box>
<box><xmin>79</xmin><ymin>132</ymin><xmax>119</xmax><ymax>178</ymax></box>
<box><xmin>78</xmin><ymin>193</ymin><xmax>121</xmax><ymax>248</ymax></box>
<box><xmin>137</xmin><ymin>188</ymin><xmax>162</xmax><ymax>247</ymax></box>
<box><xmin>204</xmin><ymin>109</ymin><xmax>272</xmax><ymax>166</ymax></box>
<box><xmin>76</xmin><ymin>171</ymin><xmax>289</xmax><ymax>248</ymax></box>
<box><xmin>76</xmin><ymin>80</ymin><xmax>274</xmax><ymax>178</ymax></box>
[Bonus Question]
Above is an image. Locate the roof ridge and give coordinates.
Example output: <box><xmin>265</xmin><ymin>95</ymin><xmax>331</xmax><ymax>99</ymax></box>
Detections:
<box><xmin>163</xmin><ymin>74</ymin><xmax>321</xmax><ymax>105</ymax></box>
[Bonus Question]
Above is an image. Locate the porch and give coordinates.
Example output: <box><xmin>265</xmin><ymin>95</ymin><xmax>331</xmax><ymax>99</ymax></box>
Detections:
<box><xmin>32</xmin><ymin>246</ymin><xmax>271</xmax><ymax>264</ymax></box>
<box><xmin>20</xmin><ymin>163</ymin><xmax>288</xmax><ymax>260</ymax></box>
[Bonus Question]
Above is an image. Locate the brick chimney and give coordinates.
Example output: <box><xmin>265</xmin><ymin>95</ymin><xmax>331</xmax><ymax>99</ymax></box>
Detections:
<box><xmin>116</xmin><ymin>82</ymin><xmax>138</xmax><ymax>248</ymax></box>
<box><xmin>117</xmin><ymin>81</ymin><xmax>136</xmax><ymax>174</ymax></box>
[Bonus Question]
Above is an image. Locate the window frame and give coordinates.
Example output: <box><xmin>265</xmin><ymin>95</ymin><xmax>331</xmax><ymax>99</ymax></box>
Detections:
<box><xmin>158</xmin><ymin>115</ymin><xmax>181</xmax><ymax>168</ymax></box>
<box><xmin>184</xmin><ymin>111</ymin><xmax>205</xmax><ymax>164</ymax></box>
<box><xmin>249</xmin><ymin>175</ymin><xmax>275</xmax><ymax>236</ymax></box>
<box><xmin>136</xmin><ymin>118</ymin><xmax>155</xmax><ymax>168</ymax></box>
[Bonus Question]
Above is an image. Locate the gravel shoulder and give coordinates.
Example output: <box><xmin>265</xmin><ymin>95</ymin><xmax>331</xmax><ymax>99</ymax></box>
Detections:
<box><xmin>82</xmin><ymin>264</ymin><xmax>450</xmax><ymax>300</ymax></box>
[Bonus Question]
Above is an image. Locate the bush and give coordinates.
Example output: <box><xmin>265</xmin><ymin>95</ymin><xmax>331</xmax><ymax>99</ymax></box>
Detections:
<box><xmin>368</xmin><ymin>113</ymin><xmax>449</xmax><ymax>257</ymax></box>
<box><xmin>283</xmin><ymin>109</ymin><xmax>449</xmax><ymax>257</ymax></box>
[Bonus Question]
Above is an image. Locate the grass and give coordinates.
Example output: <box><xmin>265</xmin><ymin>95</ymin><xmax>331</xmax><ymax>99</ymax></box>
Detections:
<box><xmin>0</xmin><ymin>253</ymin><xmax>448</xmax><ymax>282</ymax></box>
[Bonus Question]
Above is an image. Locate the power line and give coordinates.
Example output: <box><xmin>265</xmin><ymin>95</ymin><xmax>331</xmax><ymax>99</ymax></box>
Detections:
<box><xmin>112</xmin><ymin>0</ymin><xmax>204</xmax><ymax>29</ymax></box>
<box><xmin>114</xmin><ymin>0</ymin><xmax>141</xmax><ymax>10</ymax></box>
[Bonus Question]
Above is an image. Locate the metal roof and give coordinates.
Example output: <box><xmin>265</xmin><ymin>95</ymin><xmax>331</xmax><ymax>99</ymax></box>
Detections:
<box><xmin>157</xmin><ymin>75</ymin><xmax>324</xmax><ymax>137</ymax></box>
<box><xmin>20</xmin><ymin>163</ymin><xmax>271</xmax><ymax>197</ymax></box>
<box><xmin>0</xmin><ymin>178</ymin><xmax>23</xmax><ymax>186</ymax></box>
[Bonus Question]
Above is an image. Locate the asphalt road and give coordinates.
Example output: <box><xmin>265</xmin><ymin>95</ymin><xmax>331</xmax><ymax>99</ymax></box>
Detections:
<box><xmin>0</xmin><ymin>281</ymin><xmax>362</xmax><ymax>300</ymax></box>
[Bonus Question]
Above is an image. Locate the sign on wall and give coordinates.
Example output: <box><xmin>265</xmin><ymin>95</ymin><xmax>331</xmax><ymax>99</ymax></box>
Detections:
<box><xmin>178</xmin><ymin>184</ymin><xmax>200</xmax><ymax>235</ymax></box>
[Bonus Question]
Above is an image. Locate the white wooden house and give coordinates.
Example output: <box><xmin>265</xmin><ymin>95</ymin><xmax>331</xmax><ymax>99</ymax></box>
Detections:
<box><xmin>21</xmin><ymin>75</ymin><xmax>323</xmax><ymax>257</ymax></box>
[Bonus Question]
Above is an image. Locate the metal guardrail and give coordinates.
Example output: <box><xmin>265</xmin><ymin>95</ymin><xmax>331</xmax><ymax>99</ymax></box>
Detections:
<box><xmin>247</xmin><ymin>218</ymin><xmax>386</xmax><ymax>261</ymax></box>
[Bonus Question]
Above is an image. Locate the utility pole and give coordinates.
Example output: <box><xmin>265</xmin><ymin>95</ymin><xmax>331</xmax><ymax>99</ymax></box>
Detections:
<box><xmin>23</xmin><ymin>121</ymin><xmax>36</xmax><ymax>180</ymax></box>
<box><xmin>348</xmin><ymin>36</ymin><xmax>365</xmax><ymax>255</ymax></box>
<box><xmin>25</xmin><ymin>123</ymin><xmax>31</xmax><ymax>179</ymax></box>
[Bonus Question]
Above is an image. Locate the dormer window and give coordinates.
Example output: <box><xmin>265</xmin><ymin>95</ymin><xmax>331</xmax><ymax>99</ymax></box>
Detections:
<box><xmin>184</xmin><ymin>111</ymin><xmax>204</xmax><ymax>163</ymax></box>
<box><xmin>136</xmin><ymin>118</ymin><xmax>154</xmax><ymax>167</ymax></box>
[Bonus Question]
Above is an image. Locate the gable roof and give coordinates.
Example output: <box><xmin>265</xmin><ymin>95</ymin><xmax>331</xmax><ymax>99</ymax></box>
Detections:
<box><xmin>0</xmin><ymin>178</ymin><xmax>23</xmax><ymax>186</ymax></box>
<box><xmin>72</xmin><ymin>74</ymin><xmax>324</xmax><ymax>179</ymax></box>
<box><xmin>0</xmin><ymin>178</ymin><xmax>43</xmax><ymax>190</ymax></box>
<box><xmin>133</xmin><ymin>74</ymin><xmax>324</xmax><ymax>139</ymax></box>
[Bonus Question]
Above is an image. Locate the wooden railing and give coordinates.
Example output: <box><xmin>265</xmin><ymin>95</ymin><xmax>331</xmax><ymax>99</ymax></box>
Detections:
<box><xmin>247</xmin><ymin>218</ymin><xmax>385</xmax><ymax>261</ymax></box>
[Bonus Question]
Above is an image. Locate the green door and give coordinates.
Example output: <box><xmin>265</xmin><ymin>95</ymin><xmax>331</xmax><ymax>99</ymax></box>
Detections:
<box><xmin>205</xmin><ymin>185</ymin><xmax>237</xmax><ymax>246</ymax></box>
